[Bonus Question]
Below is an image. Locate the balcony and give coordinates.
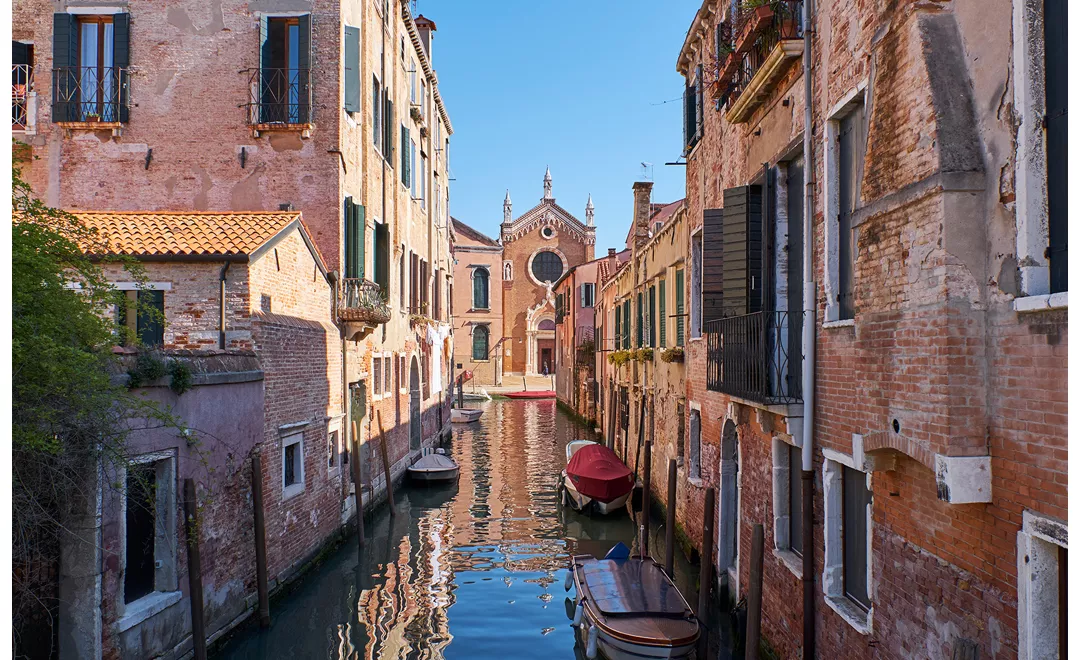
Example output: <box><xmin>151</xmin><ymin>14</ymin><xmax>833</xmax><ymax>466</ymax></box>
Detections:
<box><xmin>12</xmin><ymin>64</ymin><xmax>36</xmax><ymax>133</ymax></box>
<box><xmin>52</xmin><ymin>66</ymin><xmax>128</xmax><ymax>135</ymax></box>
<box><xmin>336</xmin><ymin>278</ymin><xmax>390</xmax><ymax>341</ymax></box>
<box><xmin>246</xmin><ymin>68</ymin><xmax>312</xmax><ymax>137</ymax></box>
<box><xmin>575</xmin><ymin>329</ymin><xmax>595</xmax><ymax>367</ymax></box>
<box><xmin>717</xmin><ymin>0</ymin><xmax>804</xmax><ymax>124</ymax></box>
<box><xmin>706</xmin><ymin>311</ymin><xmax>802</xmax><ymax>405</ymax></box>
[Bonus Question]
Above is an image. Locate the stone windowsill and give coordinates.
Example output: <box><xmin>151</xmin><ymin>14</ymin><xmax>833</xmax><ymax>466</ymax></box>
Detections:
<box><xmin>469</xmin><ymin>307</ymin><xmax>491</xmax><ymax>313</ymax></box>
<box><xmin>249</xmin><ymin>122</ymin><xmax>313</xmax><ymax>138</ymax></box>
<box><xmin>115</xmin><ymin>590</ymin><xmax>182</xmax><ymax>633</ymax></box>
<box><xmin>1014</xmin><ymin>291</ymin><xmax>1068</xmax><ymax>313</ymax></box>
<box><xmin>687</xmin><ymin>476</ymin><xmax>705</xmax><ymax>488</ymax></box>
<box><xmin>773</xmin><ymin>548</ymin><xmax>803</xmax><ymax>579</ymax></box>
<box><xmin>824</xmin><ymin>593</ymin><xmax>872</xmax><ymax>635</ymax></box>
<box><xmin>822</xmin><ymin>318</ymin><xmax>855</xmax><ymax>329</ymax></box>
<box><xmin>283</xmin><ymin>482</ymin><xmax>305</xmax><ymax>501</ymax></box>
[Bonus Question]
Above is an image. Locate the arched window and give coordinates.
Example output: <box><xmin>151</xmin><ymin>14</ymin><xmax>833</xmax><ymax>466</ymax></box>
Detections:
<box><xmin>472</xmin><ymin>325</ymin><xmax>489</xmax><ymax>360</ymax></box>
<box><xmin>538</xmin><ymin>319</ymin><xmax>556</xmax><ymax>331</ymax></box>
<box><xmin>531</xmin><ymin>250</ymin><xmax>564</xmax><ymax>283</ymax></box>
<box><xmin>472</xmin><ymin>268</ymin><xmax>489</xmax><ymax>309</ymax></box>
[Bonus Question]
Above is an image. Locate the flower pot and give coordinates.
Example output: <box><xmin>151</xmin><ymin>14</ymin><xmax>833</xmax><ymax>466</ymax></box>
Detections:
<box><xmin>736</xmin><ymin>5</ymin><xmax>774</xmax><ymax>54</ymax></box>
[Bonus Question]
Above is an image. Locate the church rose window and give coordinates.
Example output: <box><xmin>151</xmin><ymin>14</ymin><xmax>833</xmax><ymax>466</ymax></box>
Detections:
<box><xmin>531</xmin><ymin>250</ymin><xmax>564</xmax><ymax>283</ymax></box>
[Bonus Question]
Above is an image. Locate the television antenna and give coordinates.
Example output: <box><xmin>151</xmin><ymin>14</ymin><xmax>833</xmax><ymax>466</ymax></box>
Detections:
<box><xmin>640</xmin><ymin>162</ymin><xmax>654</xmax><ymax>181</ymax></box>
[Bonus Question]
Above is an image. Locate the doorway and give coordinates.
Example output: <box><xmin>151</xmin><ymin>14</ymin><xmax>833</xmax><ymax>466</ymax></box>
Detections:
<box><xmin>719</xmin><ymin>419</ymin><xmax>739</xmax><ymax>600</ymax></box>
<box><xmin>540</xmin><ymin>346</ymin><xmax>553</xmax><ymax>375</ymax></box>
<box><xmin>409</xmin><ymin>357</ymin><xmax>421</xmax><ymax>451</ymax></box>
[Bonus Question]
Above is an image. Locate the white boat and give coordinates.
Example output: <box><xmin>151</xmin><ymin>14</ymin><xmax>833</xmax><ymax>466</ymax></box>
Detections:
<box><xmin>462</xmin><ymin>388</ymin><xmax>492</xmax><ymax>401</ymax></box>
<box><xmin>568</xmin><ymin>547</ymin><xmax>700</xmax><ymax>659</ymax></box>
<box><xmin>451</xmin><ymin>408</ymin><xmax>483</xmax><ymax>424</ymax></box>
<box><xmin>407</xmin><ymin>450</ymin><xmax>460</xmax><ymax>484</ymax></box>
<box><xmin>561</xmin><ymin>440</ymin><xmax>633</xmax><ymax>516</ymax></box>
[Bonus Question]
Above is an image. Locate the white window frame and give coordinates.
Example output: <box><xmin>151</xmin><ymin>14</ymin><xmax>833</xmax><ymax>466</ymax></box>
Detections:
<box><xmin>1017</xmin><ymin>510</ymin><xmax>1067</xmax><ymax>660</ymax></box>
<box><xmin>822</xmin><ymin>447</ymin><xmax>873</xmax><ymax>634</ymax></box>
<box><xmin>281</xmin><ymin>432</ymin><xmax>305</xmax><ymax>500</ymax></box>
<box><xmin>327</xmin><ymin>419</ymin><xmax>343</xmax><ymax>477</ymax></box>
<box><xmin>690</xmin><ymin>229</ymin><xmax>703</xmax><ymax>339</ymax></box>
<box><xmin>822</xmin><ymin>82</ymin><xmax>867</xmax><ymax>326</ymax></box>
<box><xmin>771</xmin><ymin>435</ymin><xmax>804</xmax><ymax>578</ymax></box>
<box><xmin>115</xmin><ymin>450</ymin><xmax>181</xmax><ymax>632</ymax></box>
<box><xmin>687</xmin><ymin>403</ymin><xmax>702</xmax><ymax>484</ymax></box>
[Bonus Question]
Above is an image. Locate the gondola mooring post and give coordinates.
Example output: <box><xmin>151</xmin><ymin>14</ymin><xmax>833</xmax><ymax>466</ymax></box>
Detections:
<box><xmin>642</xmin><ymin>441</ymin><xmax>652</xmax><ymax>558</ymax></box>
<box><xmin>697</xmin><ymin>488</ymin><xmax>716</xmax><ymax>656</ymax></box>
<box><xmin>665</xmin><ymin>459</ymin><xmax>677</xmax><ymax>576</ymax></box>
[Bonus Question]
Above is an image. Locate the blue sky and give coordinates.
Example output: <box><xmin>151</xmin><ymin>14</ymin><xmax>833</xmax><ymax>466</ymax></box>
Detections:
<box><xmin>426</xmin><ymin>1</ymin><xmax>698</xmax><ymax>252</ymax></box>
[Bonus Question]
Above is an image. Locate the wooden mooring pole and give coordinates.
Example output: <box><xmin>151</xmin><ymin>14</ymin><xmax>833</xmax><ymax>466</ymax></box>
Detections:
<box><xmin>375</xmin><ymin>411</ymin><xmax>396</xmax><ymax>516</ymax></box>
<box><xmin>183</xmin><ymin>478</ymin><xmax>208</xmax><ymax>660</ymax></box>
<box><xmin>747</xmin><ymin>523</ymin><xmax>765</xmax><ymax>660</ymax></box>
<box><xmin>250</xmin><ymin>455</ymin><xmax>270</xmax><ymax>627</ymax></box>
<box><xmin>641</xmin><ymin>441</ymin><xmax>652</xmax><ymax>558</ymax></box>
<box><xmin>697</xmin><ymin>488</ymin><xmax>716</xmax><ymax>657</ymax></box>
<box><xmin>351</xmin><ymin>421</ymin><xmax>365</xmax><ymax>548</ymax></box>
<box><xmin>665</xmin><ymin>459</ymin><xmax>677</xmax><ymax>576</ymax></box>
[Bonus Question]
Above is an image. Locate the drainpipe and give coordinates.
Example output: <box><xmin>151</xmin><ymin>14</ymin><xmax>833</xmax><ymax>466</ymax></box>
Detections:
<box><xmin>219</xmin><ymin>261</ymin><xmax>231</xmax><ymax>349</ymax></box>
<box><xmin>800</xmin><ymin>0</ymin><xmax>817</xmax><ymax>656</ymax></box>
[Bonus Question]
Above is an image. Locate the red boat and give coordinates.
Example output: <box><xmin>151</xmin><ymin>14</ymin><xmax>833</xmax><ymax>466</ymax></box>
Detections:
<box><xmin>561</xmin><ymin>441</ymin><xmax>635</xmax><ymax>515</ymax></box>
<box><xmin>503</xmin><ymin>390</ymin><xmax>556</xmax><ymax>399</ymax></box>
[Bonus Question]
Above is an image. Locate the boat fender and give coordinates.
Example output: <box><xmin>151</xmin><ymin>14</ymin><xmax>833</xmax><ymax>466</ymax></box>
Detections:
<box><xmin>585</xmin><ymin>626</ymin><xmax>598</xmax><ymax>659</ymax></box>
<box><xmin>573</xmin><ymin>600</ymin><xmax>584</xmax><ymax>627</ymax></box>
<box><xmin>564</xmin><ymin>569</ymin><xmax>574</xmax><ymax>592</ymax></box>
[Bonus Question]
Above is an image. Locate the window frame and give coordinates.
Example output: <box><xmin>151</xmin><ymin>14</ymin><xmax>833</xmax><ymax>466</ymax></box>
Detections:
<box><xmin>688</xmin><ymin>406</ymin><xmax>702</xmax><ymax>480</ymax></box>
<box><xmin>472</xmin><ymin>324</ymin><xmax>490</xmax><ymax>361</ymax></box>
<box><xmin>690</xmin><ymin>230</ymin><xmax>703</xmax><ymax>339</ymax></box>
<box><xmin>771</xmin><ymin>438</ymin><xmax>804</xmax><ymax>578</ymax></box>
<box><xmin>281</xmin><ymin>432</ymin><xmax>305</xmax><ymax>500</ymax></box>
<box><xmin>822</xmin><ymin>453</ymin><xmax>873</xmax><ymax>633</ymax></box>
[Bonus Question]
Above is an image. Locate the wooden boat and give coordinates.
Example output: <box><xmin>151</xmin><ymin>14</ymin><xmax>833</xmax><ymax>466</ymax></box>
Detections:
<box><xmin>407</xmin><ymin>450</ymin><xmax>460</xmax><ymax>484</ymax></box>
<box><xmin>561</xmin><ymin>440</ymin><xmax>634</xmax><ymax>515</ymax></box>
<box><xmin>568</xmin><ymin>548</ymin><xmax>700</xmax><ymax>659</ymax></box>
<box><xmin>451</xmin><ymin>407</ymin><xmax>483</xmax><ymax>423</ymax></box>
<box><xmin>462</xmin><ymin>389</ymin><xmax>492</xmax><ymax>401</ymax></box>
<box><xmin>503</xmin><ymin>390</ymin><xmax>556</xmax><ymax>400</ymax></box>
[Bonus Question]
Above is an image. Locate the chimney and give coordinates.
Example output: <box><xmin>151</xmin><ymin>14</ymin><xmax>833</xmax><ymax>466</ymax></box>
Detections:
<box><xmin>608</xmin><ymin>247</ymin><xmax>617</xmax><ymax>257</ymax></box>
<box><xmin>631</xmin><ymin>182</ymin><xmax>654</xmax><ymax>251</ymax></box>
<box><xmin>415</xmin><ymin>15</ymin><xmax>436</xmax><ymax>61</ymax></box>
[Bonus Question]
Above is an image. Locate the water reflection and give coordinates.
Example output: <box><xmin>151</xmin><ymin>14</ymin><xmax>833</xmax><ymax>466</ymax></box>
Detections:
<box><xmin>215</xmin><ymin>400</ymin><xmax>724</xmax><ymax>659</ymax></box>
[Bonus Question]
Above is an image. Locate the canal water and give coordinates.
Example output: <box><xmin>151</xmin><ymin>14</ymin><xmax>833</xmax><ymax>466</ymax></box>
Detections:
<box><xmin>215</xmin><ymin>399</ymin><xmax>737</xmax><ymax>659</ymax></box>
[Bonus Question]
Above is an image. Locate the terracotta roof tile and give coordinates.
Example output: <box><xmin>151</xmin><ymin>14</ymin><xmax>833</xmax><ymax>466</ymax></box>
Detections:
<box><xmin>72</xmin><ymin>211</ymin><xmax>303</xmax><ymax>258</ymax></box>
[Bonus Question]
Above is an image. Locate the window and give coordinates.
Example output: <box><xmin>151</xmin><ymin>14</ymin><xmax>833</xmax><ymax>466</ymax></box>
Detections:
<box><xmin>13</xmin><ymin>41</ymin><xmax>34</xmax><ymax>129</ymax></box>
<box><xmin>676</xmin><ymin>402</ymin><xmax>685</xmax><ymax>463</ymax></box>
<box><xmin>472</xmin><ymin>268</ymin><xmax>490</xmax><ymax>309</ymax></box>
<box><xmin>257</xmin><ymin>16</ymin><xmax>311</xmax><ymax>124</ymax></box>
<box><xmin>842</xmin><ymin>465</ymin><xmax>871</xmax><ymax>609</ymax></box>
<box><xmin>433</xmin><ymin>267</ymin><xmax>442</xmax><ymax>320</ymax></box>
<box><xmin>420</xmin><ymin>154</ymin><xmax>428</xmax><ymax>207</ymax></box>
<box><xmin>648</xmin><ymin>285</ymin><xmax>657</xmax><ymax>348</ymax></box>
<box><xmin>116</xmin><ymin>289</ymin><xmax>165</xmax><ymax>347</ymax></box>
<box><xmin>636</xmin><ymin>293</ymin><xmax>644</xmax><ymax>348</ymax></box>
<box><xmin>409</xmin><ymin>61</ymin><xmax>417</xmax><ymax>105</ymax></box>
<box><xmin>772</xmin><ymin>440</ymin><xmax>803</xmax><ymax>574</ymax></box>
<box><xmin>581</xmin><ymin>283</ymin><xmax>595</xmax><ymax>308</ymax></box>
<box><xmin>410</xmin><ymin>139</ymin><xmax>418</xmax><ymax>199</ymax></box>
<box><xmin>789</xmin><ymin>444</ymin><xmax>803</xmax><ymax>556</ymax></box>
<box><xmin>343</xmin><ymin>26</ymin><xmax>360</xmax><ymax>113</ymax></box>
<box><xmin>409</xmin><ymin>251</ymin><xmax>418</xmax><ymax>313</ymax></box>
<box><xmin>658</xmin><ymin>279</ymin><xmax>667</xmax><ymax>347</ymax></box>
<box><xmin>382</xmin><ymin>90</ymin><xmax>394</xmax><ymax>165</ymax></box>
<box><xmin>690</xmin><ymin>232</ymin><xmax>703</xmax><ymax>338</ymax></box>
<box><xmin>683</xmin><ymin>67</ymin><xmax>701</xmax><ymax>153</ymax></box>
<box><xmin>675</xmin><ymin>269</ymin><xmax>685</xmax><ymax>346</ymax></box>
<box><xmin>343</xmin><ymin>197</ymin><xmax>365</xmax><ymax>279</ymax></box>
<box><xmin>372</xmin><ymin>75</ymin><xmax>382</xmax><ymax>151</ymax></box>
<box><xmin>542</xmin><ymin>226</ymin><xmax>555</xmax><ymax>239</ymax></box>
<box><xmin>52</xmin><ymin>13</ymin><xmax>130</xmax><ymax>123</ymax></box>
<box><xmin>472</xmin><ymin>325</ymin><xmax>489</xmax><ymax>361</ymax></box>
<box><xmin>399</xmin><ymin>251</ymin><xmax>405</xmax><ymax>308</ymax></box>
<box><xmin>123</xmin><ymin>452</ymin><xmax>177</xmax><ymax>606</ymax></box>
<box><xmin>327</xmin><ymin>430</ymin><xmax>338</xmax><ymax>469</ymax></box>
<box><xmin>420</xmin><ymin>259</ymin><xmax>429</xmax><ymax>315</ymax></box>
<box><xmin>1045</xmin><ymin>0</ymin><xmax>1067</xmax><ymax>293</ymax></box>
<box><xmin>622</xmin><ymin>299</ymin><xmax>631</xmax><ymax>349</ymax></box>
<box><xmin>823</xmin><ymin>456</ymin><xmax>872</xmax><ymax>632</ymax></box>
<box><xmin>282</xmin><ymin>433</ymin><xmax>304</xmax><ymax>499</ymax></box>
<box><xmin>825</xmin><ymin>93</ymin><xmax>865</xmax><ymax>322</ymax></box>
<box><xmin>373</xmin><ymin>357</ymin><xmax>383</xmax><ymax>396</ymax></box>
<box><xmin>384</xmin><ymin>357</ymin><xmax>392</xmax><ymax>394</ymax></box>
<box><xmin>373</xmin><ymin>219</ymin><xmax>390</xmax><ymax>294</ymax></box>
<box><xmin>614</xmin><ymin>305</ymin><xmax>622</xmax><ymax>350</ymax></box>
<box><xmin>401</xmin><ymin>125</ymin><xmax>411</xmax><ymax>187</ymax></box>
<box><xmin>1017</xmin><ymin>511</ymin><xmax>1068</xmax><ymax>659</ymax></box>
<box><xmin>531</xmin><ymin>250</ymin><xmax>564</xmax><ymax>283</ymax></box>
<box><xmin>688</xmin><ymin>408</ymin><xmax>701</xmax><ymax>479</ymax></box>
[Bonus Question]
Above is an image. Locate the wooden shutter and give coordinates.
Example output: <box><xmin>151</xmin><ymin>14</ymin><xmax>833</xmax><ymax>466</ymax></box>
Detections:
<box><xmin>1045</xmin><ymin>0</ymin><xmax>1068</xmax><ymax>293</ymax></box>
<box><xmin>52</xmin><ymin>13</ymin><xmax>79</xmax><ymax>122</ymax></box>
<box><xmin>384</xmin><ymin>95</ymin><xmax>394</xmax><ymax>164</ymax></box>
<box><xmin>374</xmin><ymin>221</ymin><xmax>389</xmax><ymax>291</ymax></box>
<box><xmin>297</xmin><ymin>15</ymin><xmax>311</xmax><ymax>123</ymax></box>
<box><xmin>689</xmin><ymin>410</ymin><xmax>701</xmax><ymax>478</ymax></box>
<box><xmin>344</xmin><ymin>26</ymin><xmax>360</xmax><ymax>113</ymax></box>
<box><xmin>615</xmin><ymin>305</ymin><xmax>622</xmax><ymax>350</ymax></box>
<box><xmin>837</xmin><ymin>107</ymin><xmax>862</xmax><ymax>318</ymax></box>
<box><xmin>401</xmin><ymin>125</ymin><xmax>410</xmax><ymax>185</ymax></box>
<box><xmin>659</xmin><ymin>280</ymin><xmax>667</xmax><ymax>347</ymax></box>
<box><xmin>721</xmin><ymin>186</ymin><xmax>763</xmax><ymax>316</ymax></box>
<box><xmin>372</xmin><ymin>77</ymin><xmax>381</xmax><ymax>150</ymax></box>
<box><xmin>675</xmin><ymin>269</ymin><xmax>685</xmax><ymax>346</ymax></box>
<box><xmin>703</xmin><ymin>208</ymin><xmax>726</xmax><ymax>321</ymax></box>
<box><xmin>112</xmin><ymin>13</ymin><xmax>131</xmax><ymax>122</ymax></box>
<box><xmin>843</xmin><ymin>466</ymin><xmax>872</xmax><ymax>609</ymax></box>
<box><xmin>636</xmin><ymin>293</ymin><xmax>644</xmax><ymax>347</ymax></box>
<box><xmin>648</xmin><ymin>286</ymin><xmax>656</xmax><ymax>347</ymax></box>
<box><xmin>343</xmin><ymin>199</ymin><xmax>365</xmax><ymax>279</ymax></box>
<box><xmin>623</xmin><ymin>300</ymin><xmax>631</xmax><ymax>348</ymax></box>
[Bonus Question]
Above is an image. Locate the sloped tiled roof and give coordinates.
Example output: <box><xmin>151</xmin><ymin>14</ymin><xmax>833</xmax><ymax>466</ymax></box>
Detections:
<box><xmin>72</xmin><ymin>211</ymin><xmax>304</xmax><ymax>259</ymax></box>
<box><xmin>451</xmin><ymin>217</ymin><xmax>500</xmax><ymax>247</ymax></box>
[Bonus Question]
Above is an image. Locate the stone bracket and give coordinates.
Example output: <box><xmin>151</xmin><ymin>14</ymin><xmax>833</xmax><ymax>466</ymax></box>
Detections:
<box><xmin>935</xmin><ymin>455</ymin><xmax>992</xmax><ymax>504</ymax></box>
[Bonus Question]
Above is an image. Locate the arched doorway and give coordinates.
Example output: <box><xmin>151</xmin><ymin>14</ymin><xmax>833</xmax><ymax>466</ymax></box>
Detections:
<box><xmin>719</xmin><ymin>419</ymin><xmax>739</xmax><ymax>594</ymax></box>
<box><xmin>409</xmin><ymin>357</ymin><xmax>421</xmax><ymax>451</ymax></box>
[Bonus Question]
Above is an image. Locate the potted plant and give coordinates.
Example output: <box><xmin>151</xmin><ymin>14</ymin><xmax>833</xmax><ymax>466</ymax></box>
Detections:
<box><xmin>736</xmin><ymin>0</ymin><xmax>774</xmax><ymax>53</ymax></box>
<box><xmin>660</xmin><ymin>347</ymin><xmax>685</xmax><ymax>363</ymax></box>
<box><xmin>84</xmin><ymin>111</ymin><xmax>101</xmax><ymax>123</ymax></box>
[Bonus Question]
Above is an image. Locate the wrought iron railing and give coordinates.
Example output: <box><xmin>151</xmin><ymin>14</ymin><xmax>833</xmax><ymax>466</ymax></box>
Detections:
<box><xmin>337</xmin><ymin>278</ymin><xmax>390</xmax><ymax>324</ymax></box>
<box><xmin>716</xmin><ymin>0</ymin><xmax>803</xmax><ymax>107</ymax></box>
<box><xmin>575</xmin><ymin>328</ymin><xmax>596</xmax><ymax>366</ymax></box>
<box><xmin>12</xmin><ymin>64</ymin><xmax>32</xmax><ymax>128</ymax></box>
<box><xmin>705</xmin><ymin>311</ymin><xmax>802</xmax><ymax>404</ymax></box>
<box><xmin>246</xmin><ymin>67</ymin><xmax>311</xmax><ymax>125</ymax></box>
<box><xmin>52</xmin><ymin>66</ymin><xmax>128</xmax><ymax>122</ymax></box>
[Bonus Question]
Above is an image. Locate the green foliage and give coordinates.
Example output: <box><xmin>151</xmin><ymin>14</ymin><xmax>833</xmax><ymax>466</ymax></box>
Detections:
<box><xmin>660</xmin><ymin>347</ymin><xmax>685</xmax><ymax>363</ymax></box>
<box><xmin>127</xmin><ymin>352</ymin><xmax>167</xmax><ymax>389</ymax></box>
<box><xmin>634</xmin><ymin>348</ymin><xmax>655</xmax><ymax>362</ymax></box>
<box><xmin>608</xmin><ymin>350</ymin><xmax>633</xmax><ymax>368</ymax></box>
<box><xmin>168</xmin><ymin>359</ymin><xmax>194</xmax><ymax>395</ymax></box>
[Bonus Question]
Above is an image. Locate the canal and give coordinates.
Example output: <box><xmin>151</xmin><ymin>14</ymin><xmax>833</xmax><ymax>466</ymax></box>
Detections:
<box><xmin>215</xmin><ymin>399</ymin><xmax>737</xmax><ymax>659</ymax></box>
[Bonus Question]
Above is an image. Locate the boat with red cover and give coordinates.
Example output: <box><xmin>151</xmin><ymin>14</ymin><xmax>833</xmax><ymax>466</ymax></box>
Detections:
<box><xmin>503</xmin><ymin>390</ymin><xmax>556</xmax><ymax>399</ymax></box>
<box><xmin>560</xmin><ymin>440</ymin><xmax>635</xmax><ymax>515</ymax></box>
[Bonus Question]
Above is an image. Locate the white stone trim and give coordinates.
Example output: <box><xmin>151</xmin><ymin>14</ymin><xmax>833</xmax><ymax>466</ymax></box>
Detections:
<box><xmin>822</xmin><ymin>455</ymin><xmax>873</xmax><ymax>635</ymax></box>
<box><xmin>114</xmin><ymin>590</ymin><xmax>182</xmax><ymax>633</ymax></box>
<box><xmin>1014</xmin><ymin>291</ymin><xmax>1068</xmax><ymax>313</ymax></box>
<box><xmin>66</xmin><ymin>6</ymin><xmax>127</xmax><ymax>14</ymax></box>
<box><xmin>771</xmin><ymin>436</ymin><xmax>803</xmax><ymax>578</ymax></box>
<box><xmin>934</xmin><ymin>454</ymin><xmax>992</xmax><ymax>504</ymax></box>
<box><xmin>1017</xmin><ymin>511</ymin><xmax>1067</xmax><ymax>660</ymax></box>
<box><xmin>281</xmin><ymin>432</ymin><xmax>305</xmax><ymax>500</ymax></box>
<box><xmin>526</xmin><ymin>247</ymin><xmax>568</xmax><ymax>287</ymax></box>
<box><xmin>118</xmin><ymin>450</ymin><xmax>178</xmax><ymax>624</ymax></box>
<box><xmin>822</xmin><ymin>318</ymin><xmax>855</xmax><ymax>329</ymax></box>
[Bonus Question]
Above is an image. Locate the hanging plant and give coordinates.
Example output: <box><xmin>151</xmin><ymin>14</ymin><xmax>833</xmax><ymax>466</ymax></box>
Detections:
<box><xmin>660</xmin><ymin>347</ymin><xmax>685</xmax><ymax>363</ymax></box>
<box><xmin>608</xmin><ymin>350</ymin><xmax>633</xmax><ymax>368</ymax></box>
<box><xmin>634</xmin><ymin>348</ymin><xmax>655</xmax><ymax>362</ymax></box>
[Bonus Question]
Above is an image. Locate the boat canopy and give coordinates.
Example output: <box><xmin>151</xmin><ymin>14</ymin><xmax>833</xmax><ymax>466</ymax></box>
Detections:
<box><xmin>581</xmin><ymin>559</ymin><xmax>690</xmax><ymax>618</ymax></box>
<box><xmin>566</xmin><ymin>444</ymin><xmax>633</xmax><ymax>503</ymax></box>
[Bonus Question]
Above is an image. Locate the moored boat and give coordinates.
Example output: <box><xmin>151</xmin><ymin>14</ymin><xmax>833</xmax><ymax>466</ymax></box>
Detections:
<box><xmin>568</xmin><ymin>547</ymin><xmax>700</xmax><ymax>659</ymax></box>
<box><xmin>407</xmin><ymin>450</ymin><xmax>460</xmax><ymax>484</ymax></box>
<box><xmin>561</xmin><ymin>441</ymin><xmax>634</xmax><ymax>515</ymax></box>
<box><xmin>503</xmin><ymin>390</ymin><xmax>556</xmax><ymax>399</ymax></box>
<box><xmin>451</xmin><ymin>407</ymin><xmax>484</xmax><ymax>423</ymax></box>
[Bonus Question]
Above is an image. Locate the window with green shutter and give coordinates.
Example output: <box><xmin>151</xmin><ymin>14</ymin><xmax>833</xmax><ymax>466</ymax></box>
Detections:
<box><xmin>675</xmin><ymin>269</ymin><xmax>685</xmax><ymax>346</ymax></box>
<box><xmin>615</xmin><ymin>305</ymin><xmax>622</xmax><ymax>350</ymax></box>
<box><xmin>344</xmin><ymin>26</ymin><xmax>360</xmax><ymax>113</ymax></box>
<box><xmin>659</xmin><ymin>279</ymin><xmax>667</xmax><ymax>347</ymax></box>
<box><xmin>648</xmin><ymin>285</ymin><xmax>656</xmax><ymax>348</ymax></box>
<box><xmin>372</xmin><ymin>77</ymin><xmax>381</xmax><ymax>151</ymax></box>
<box><xmin>623</xmin><ymin>300</ymin><xmax>631</xmax><ymax>349</ymax></box>
<box><xmin>343</xmin><ymin>197</ymin><xmax>365</xmax><ymax>279</ymax></box>
<box><xmin>636</xmin><ymin>293</ymin><xmax>644</xmax><ymax>348</ymax></box>
<box><xmin>401</xmin><ymin>125</ymin><xmax>410</xmax><ymax>186</ymax></box>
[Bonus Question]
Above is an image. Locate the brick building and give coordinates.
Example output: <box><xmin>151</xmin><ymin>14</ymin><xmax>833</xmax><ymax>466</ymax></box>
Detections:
<box><xmin>551</xmin><ymin>249</ymin><xmax>609</xmax><ymax>421</ymax></box>
<box><xmin>12</xmin><ymin>0</ymin><xmax>457</xmax><ymax>656</ymax></box>
<box><xmin>661</xmin><ymin>0</ymin><xmax>1068</xmax><ymax>658</ymax></box>
<box><xmin>450</xmin><ymin>217</ymin><xmax>505</xmax><ymax>387</ymax></box>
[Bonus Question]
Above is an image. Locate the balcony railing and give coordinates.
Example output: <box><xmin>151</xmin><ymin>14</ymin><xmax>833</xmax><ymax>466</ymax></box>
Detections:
<box><xmin>705</xmin><ymin>311</ymin><xmax>802</xmax><ymax>405</ymax></box>
<box><xmin>575</xmin><ymin>329</ymin><xmax>596</xmax><ymax>366</ymax></box>
<box><xmin>52</xmin><ymin>66</ymin><xmax>128</xmax><ymax>123</ymax></box>
<box><xmin>12</xmin><ymin>64</ymin><xmax>33</xmax><ymax>128</ymax></box>
<box><xmin>337</xmin><ymin>279</ymin><xmax>390</xmax><ymax>325</ymax></box>
<box><xmin>246</xmin><ymin>68</ymin><xmax>311</xmax><ymax>126</ymax></box>
<box><xmin>716</xmin><ymin>0</ymin><xmax>804</xmax><ymax>120</ymax></box>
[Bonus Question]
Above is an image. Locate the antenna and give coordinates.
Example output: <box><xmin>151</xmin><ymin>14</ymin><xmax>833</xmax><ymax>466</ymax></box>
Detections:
<box><xmin>639</xmin><ymin>162</ymin><xmax>654</xmax><ymax>181</ymax></box>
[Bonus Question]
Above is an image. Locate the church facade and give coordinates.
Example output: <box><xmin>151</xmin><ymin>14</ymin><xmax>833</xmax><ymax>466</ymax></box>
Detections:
<box><xmin>451</xmin><ymin>169</ymin><xmax>596</xmax><ymax>384</ymax></box>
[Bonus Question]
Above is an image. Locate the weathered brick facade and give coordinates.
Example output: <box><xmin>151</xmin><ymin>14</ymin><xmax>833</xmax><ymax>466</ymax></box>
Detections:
<box><xmin>666</xmin><ymin>0</ymin><xmax>1068</xmax><ymax>658</ymax></box>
